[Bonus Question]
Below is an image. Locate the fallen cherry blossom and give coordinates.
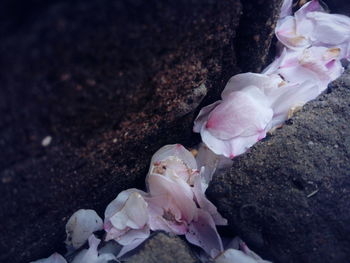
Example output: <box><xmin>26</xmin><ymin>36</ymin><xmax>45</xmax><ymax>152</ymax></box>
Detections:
<box><xmin>146</xmin><ymin>144</ymin><xmax>226</xmax><ymax>256</ymax></box>
<box><xmin>146</xmin><ymin>144</ymin><xmax>227</xmax><ymax>225</ymax></box>
<box><xmin>194</xmin><ymin>73</ymin><xmax>320</xmax><ymax>158</ymax></box>
<box><xmin>263</xmin><ymin>46</ymin><xmax>344</xmax><ymax>92</ymax></box>
<box><xmin>276</xmin><ymin>0</ymin><xmax>350</xmax><ymax>60</ymax></box>
<box><xmin>104</xmin><ymin>188</ymin><xmax>150</xmax><ymax>257</ymax></box>
<box><xmin>65</xmin><ymin>209</ymin><xmax>103</xmax><ymax>249</ymax></box>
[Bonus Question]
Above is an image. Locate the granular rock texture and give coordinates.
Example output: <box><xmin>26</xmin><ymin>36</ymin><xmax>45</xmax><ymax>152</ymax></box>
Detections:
<box><xmin>128</xmin><ymin>232</ymin><xmax>199</xmax><ymax>263</ymax></box>
<box><xmin>0</xmin><ymin>0</ymin><xmax>283</xmax><ymax>262</ymax></box>
<box><xmin>207</xmin><ymin>71</ymin><xmax>350</xmax><ymax>263</ymax></box>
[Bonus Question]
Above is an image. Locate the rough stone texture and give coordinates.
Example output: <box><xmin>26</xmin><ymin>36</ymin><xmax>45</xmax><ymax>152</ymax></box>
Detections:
<box><xmin>127</xmin><ymin>232</ymin><xmax>199</xmax><ymax>263</ymax></box>
<box><xmin>0</xmin><ymin>0</ymin><xmax>283</xmax><ymax>262</ymax></box>
<box><xmin>207</xmin><ymin>70</ymin><xmax>350</xmax><ymax>263</ymax></box>
<box><xmin>234</xmin><ymin>0</ymin><xmax>283</xmax><ymax>73</ymax></box>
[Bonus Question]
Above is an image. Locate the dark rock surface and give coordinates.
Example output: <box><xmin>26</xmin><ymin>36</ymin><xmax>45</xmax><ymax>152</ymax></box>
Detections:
<box><xmin>0</xmin><ymin>0</ymin><xmax>283</xmax><ymax>262</ymax></box>
<box><xmin>208</xmin><ymin>71</ymin><xmax>350</xmax><ymax>263</ymax></box>
<box><xmin>127</xmin><ymin>232</ymin><xmax>199</xmax><ymax>263</ymax></box>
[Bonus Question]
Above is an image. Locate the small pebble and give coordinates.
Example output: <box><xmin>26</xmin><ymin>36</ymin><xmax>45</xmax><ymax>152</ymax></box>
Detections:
<box><xmin>41</xmin><ymin>136</ymin><xmax>52</xmax><ymax>147</ymax></box>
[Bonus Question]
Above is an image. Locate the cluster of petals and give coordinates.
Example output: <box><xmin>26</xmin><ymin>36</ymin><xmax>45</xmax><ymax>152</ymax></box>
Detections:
<box><xmin>104</xmin><ymin>144</ymin><xmax>227</xmax><ymax>258</ymax></box>
<box><xmin>276</xmin><ymin>0</ymin><xmax>350</xmax><ymax>60</ymax></box>
<box><xmin>193</xmin><ymin>0</ymin><xmax>346</xmax><ymax>159</ymax></box>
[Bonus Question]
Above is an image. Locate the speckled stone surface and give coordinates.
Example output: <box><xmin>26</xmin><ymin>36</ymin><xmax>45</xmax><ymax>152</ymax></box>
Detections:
<box><xmin>128</xmin><ymin>232</ymin><xmax>199</xmax><ymax>263</ymax></box>
<box><xmin>207</xmin><ymin>70</ymin><xmax>350</xmax><ymax>263</ymax></box>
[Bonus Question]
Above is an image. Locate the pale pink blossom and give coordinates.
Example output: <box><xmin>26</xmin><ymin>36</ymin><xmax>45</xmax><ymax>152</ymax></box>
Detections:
<box><xmin>147</xmin><ymin>144</ymin><xmax>227</xmax><ymax>225</ymax></box>
<box><xmin>104</xmin><ymin>189</ymin><xmax>150</xmax><ymax>257</ymax></box>
<box><xmin>72</xmin><ymin>235</ymin><xmax>116</xmax><ymax>263</ymax></box>
<box><xmin>194</xmin><ymin>73</ymin><xmax>320</xmax><ymax>158</ymax></box>
<box><xmin>30</xmin><ymin>253</ymin><xmax>67</xmax><ymax>263</ymax></box>
<box><xmin>263</xmin><ymin>47</ymin><xmax>344</xmax><ymax>92</ymax></box>
<box><xmin>276</xmin><ymin>0</ymin><xmax>350</xmax><ymax>59</ymax></box>
<box><xmin>146</xmin><ymin>144</ymin><xmax>226</xmax><ymax>256</ymax></box>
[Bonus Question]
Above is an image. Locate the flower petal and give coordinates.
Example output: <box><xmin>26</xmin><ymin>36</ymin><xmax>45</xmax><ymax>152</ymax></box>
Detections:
<box><xmin>192</xmin><ymin>173</ymin><xmax>227</xmax><ymax>225</ymax></box>
<box><xmin>30</xmin><ymin>253</ymin><xmax>67</xmax><ymax>263</ymax></box>
<box><xmin>65</xmin><ymin>209</ymin><xmax>103</xmax><ymax>249</ymax></box>
<box><xmin>185</xmin><ymin>209</ymin><xmax>223</xmax><ymax>258</ymax></box>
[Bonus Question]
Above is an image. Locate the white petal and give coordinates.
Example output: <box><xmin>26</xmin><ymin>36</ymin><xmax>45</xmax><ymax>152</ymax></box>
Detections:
<box><xmin>215</xmin><ymin>249</ymin><xmax>259</xmax><ymax>263</ymax></box>
<box><xmin>65</xmin><ymin>209</ymin><xmax>103</xmax><ymax>249</ymax></box>
<box><xmin>30</xmin><ymin>253</ymin><xmax>67</xmax><ymax>263</ymax></box>
<box><xmin>149</xmin><ymin>144</ymin><xmax>197</xmax><ymax>170</ymax></box>
<box><xmin>72</xmin><ymin>235</ymin><xmax>116</xmax><ymax>263</ymax></box>
<box><xmin>109</xmin><ymin>192</ymin><xmax>148</xmax><ymax>230</ymax></box>
<box><xmin>194</xmin><ymin>101</ymin><xmax>221</xmax><ymax>133</ymax></box>
<box><xmin>192</xmin><ymin>173</ymin><xmax>227</xmax><ymax>225</ymax></box>
<box><xmin>195</xmin><ymin>143</ymin><xmax>232</xmax><ymax>190</ymax></box>
<box><xmin>185</xmin><ymin>209</ymin><xmax>223</xmax><ymax>258</ymax></box>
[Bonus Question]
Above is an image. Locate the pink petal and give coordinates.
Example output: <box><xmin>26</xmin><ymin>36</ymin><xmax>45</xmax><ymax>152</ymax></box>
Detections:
<box><xmin>310</xmin><ymin>13</ymin><xmax>350</xmax><ymax>43</ymax></box>
<box><xmin>146</xmin><ymin>174</ymin><xmax>196</xmax><ymax>223</ymax></box>
<box><xmin>146</xmin><ymin>194</ymin><xmax>189</xmax><ymax>235</ymax></box>
<box><xmin>104</xmin><ymin>188</ymin><xmax>147</xmax><ymax>222</ymax></box>
<box><xmin>194</xmin><ymin>101</ymin><xmax>221</xmax><ymax>133</ymax></box>
<box><xmin>185</xmin><ymin>209</ymin><xmax>223</xmax><ymax>258</ymax></box>
<box><xmin>206</xmin><ymin>88</ymin><xmax>273</xmax><ymax>140</ymax></box>
<box><xmin>267</xmin><ymin>81</ymin><xmax>320</xmax><ymax>130</ymax></box>
<box><xmin>221</xmin><ymin>73</ymin><xmax>282</xmax><ymax>99</ymax></box>
<box><xmin>109</xmin><ymin>192</ymin><xmax>148</xmax><ymax>230</ymax></box>
<box><xmin>275</xmin><ymin>16</ymin><xmax>310</xmax><ymax>50</ymax></box>
<box><xmin>192</xmin><ymin>173</ymin><xmax>227</xmax><ymax>225</ymax></box>
<box><xmin>200</xmin><ymin>124</ymin><xmax>261</xmax><ymax>159</ymax></box>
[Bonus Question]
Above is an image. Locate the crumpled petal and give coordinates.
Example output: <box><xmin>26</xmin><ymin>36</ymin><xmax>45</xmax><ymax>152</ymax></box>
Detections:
<box><xmin>206</xmin><ymin>88</ymin><xmax>273</xmax><ymax>140</ymax></box>
<box><xmin>149</xmin><ymin>144</ymin><xmax>197</xmax><ymax>171</ymax></box>
<box><xmin>218</xmin><ymin>237</ymin><xmax>272</xmax><ymax>263</ymax></box>
<box><xmin>192</xmin><ymin>172</ymin><xmax>227</xmax><ymax>225</ymax></box>
<box><xmin>215</xmin><ymin>249</ymin><xmax>268</xmax><ymax>263</ymax></box>
<box><xmin>264</xmin><ymin>47</ymin><xmax>344</xmax><ymax>93</ymax></box>
<box><xmin>30</xmin><ymin>253</ymin><xmax>67</xmax><ymax>263</ymax></box>
<box><xmin>146</xmin><ymin>194</ymin><xmax>189</xmax><ymax>235</ymax></box>
<box><xmin>72</xmin><ymin>235</ymin><xmax>116</xmax><ymax>263</ymax></box>
<box><xmin>146</xmin><ymin>174</ymin><xmax>196</xmax><ymax>224</ymax></box>
<box><xmin>194</xmin><ymin>101</ymin><xmax>221</xmax><ymax>133</ymax></box>
<box><xmin>195</xmin><ymin>143</ymin><xmax>233</xmax><ymax>191</ymax></box>
<box><xmin>116</xmin><ymin>227</ymin><xmax>150</xmax><ymax>258</ymax></box>
<box><xmin>266</xmin><ymin>81</ymin><xmax>320</xmax><ymax>130</ymax></box>
<box><xmin>276</xmin><ymin>16</ymin><xmax>311</xmax><ymax>50</ymax></box>
<box><xmin>104</xmin><ymin>189</ymin><xmax>150</xmax><ymax>250</ymax></box>
<box><xmin>65</xmin><ymin>209</ymin><xmax>103</xmax><ymax>249</ymax></box>
<box><xmin>279</xmin><ymin>0</ymin><xmax>293</xmax><ymax>19</ymax></box>
<box><xmin>185</xmin><ymin>209</ymin><xmax>223</xmax><ymax>258</ymax></box>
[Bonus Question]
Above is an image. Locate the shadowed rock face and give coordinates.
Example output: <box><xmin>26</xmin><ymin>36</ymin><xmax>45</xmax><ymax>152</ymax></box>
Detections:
<box><xmin>207</xmin><ymin>71</ymin><xmax>350</xmax><ymax>263</ymax></box>
<box><xmin>0</xmin><ymin>0</ymin><xmax>284</xmax><ymax>262</ymax></box>
<box><xmin>128</xmin><ymin>232</ymin><xmax>199</xmax><ymax>263</ymax></box>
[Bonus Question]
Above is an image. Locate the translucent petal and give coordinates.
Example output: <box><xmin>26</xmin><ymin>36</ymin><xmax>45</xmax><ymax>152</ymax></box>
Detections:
<box><xmin>65</xmin><ymin>209</ymin><xmax>103</xmax><ymax>249</ymax></box>
<box><xmin>30</xmin><ymin>253</ymin><xmax>67</xmax><ymax>263</ymax></box>
<box><xmin>185</xmin><ymin>209</ymin><xmax>223</xmax><ymax>258</ymax></box>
